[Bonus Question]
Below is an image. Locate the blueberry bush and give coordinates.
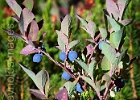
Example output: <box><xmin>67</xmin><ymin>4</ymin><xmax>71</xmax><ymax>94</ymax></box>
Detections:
<box><xmin>1</xmin><ymin>0</ymin><xmax>140</xmax><ymax>100</ymax></box>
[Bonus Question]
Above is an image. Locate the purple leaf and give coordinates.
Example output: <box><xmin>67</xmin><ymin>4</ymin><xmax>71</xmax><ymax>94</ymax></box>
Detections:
<box><xmin>30</xmin><ymin>89</ymin><xmax>46</xmax><ymax>99</ymax></box>
<box><xmin>6</xmin><ymin>0</ymin><xmax>22</xmax><ymax>17</ymax></box>
<box><xmin>86</xmin><ymin>44</ymin><xmax>94</xmax><ymax>56</ymax></box>
<box><xmin>19</xmin><ymin>8</ymin><xmax>35</xmax><ymax>34</ymax></box>
<box><xmin>56</xmin><ymin>46</ymin><xmax>64</xmax><ymax>51</ymax></box>
<box><xmin>22</xmin><ymin>0</ymin><xmax>34</xmax><ymax>11</ymax></box>
<box><xmin>61</xmin><ymin>15</ymin><xmax>71</xmax><ymax>37</ymax></box>
<box><xmin>87</xmin><ymin>21</ymin><xmax>96</xmax><ymax>39</ymax></box>
<box><xmin>106</xmin><ymin>0</ymin><xmax>120</xmax><ymax>20</ymax></box>
<box><xmin>27</xmin><ymin>20</ymin><xmax>39</xmax><ymax>41</ymax></box>
<box><xmin>20</xmin><ymin>44</ymin><xmax>38</xmax><ymax>56</ymax></box>
<box><xmin>55</xmin><ymin>88</ymin><xmax>68</xmax><ymax>100</ymax></box>
<box><xmin>2</xmin><ymin>28</ymin><xmax>24</xmax><ymax>41</ymax></box>
<box><xmin>117</xmin><ymin>0</ymin><xmax>130</xmax><ymax>20</ymax></box>
<box><xmin>37</xmin><ymin>19</ymin><xmax>44</xmax><ymax>30</ymax></box>
<box><xmin>11</xmin><ymin>15</ymin><xmax>20</xmax><ymax>22</ymax></box>
<box><xmin>120</xmin><ymin>19</ymin><xmax>132</xmax><ymax>26</ymax></box>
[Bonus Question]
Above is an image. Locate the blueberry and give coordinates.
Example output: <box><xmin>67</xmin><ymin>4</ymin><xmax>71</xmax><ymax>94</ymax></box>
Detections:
<box><xmin>62</xmin><ymin>71</ymin><xmax>71</xmax><ymax>80</ymax></box>
<box><xmin>68</xmin><ymin>51</ymin><xmax>78</xmax><ymax>62</ymax></box>
<box><xmin>98</xmin><ymin>40</ymin><xmax>107</xmax><ymax>50</ymax></box>
<box><xmin>59</xmin><ymin>52</ymin><xmax>66</xmax><ymax>61</ymax></box>
<box><xmin>33</xmin><ymin>54</ymin><xmax>42</xmax><ymax>63</ymax></box>
<box><xmin>114</xmin><ymin>78</ymin><xmax>125</xmax><ymax>88</ymax></box>
<box><xmin>76</xmin><ymin>83</ymin><xmax>83</xmax><ymax>93</ymax></box>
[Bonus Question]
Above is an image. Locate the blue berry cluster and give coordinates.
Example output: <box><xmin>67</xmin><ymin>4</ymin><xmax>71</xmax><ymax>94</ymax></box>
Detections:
<box><xmin>59</xmin><ymin>50</ymin><xmax>78</xmax><ymax>62</ymax></box>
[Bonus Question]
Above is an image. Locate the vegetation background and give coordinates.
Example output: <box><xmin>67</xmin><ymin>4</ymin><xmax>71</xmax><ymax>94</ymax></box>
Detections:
<box><xmin>0</xmin><ymin>0</ymin><xmax>140</xmax><ymax>100</ymax></box>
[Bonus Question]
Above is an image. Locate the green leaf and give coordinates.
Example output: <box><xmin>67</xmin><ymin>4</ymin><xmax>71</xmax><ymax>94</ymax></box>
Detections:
<box><xmin>22</xmin><ymin>0</ymin><xmax>34</xmax><ymax>11</ymax></box>
<box><xmin>19</xmin><ymin>63</ymin><xmax>35</xmax><ymax>80</ymax></box>
<box><xmin>112</xmin><ymin>27</ymin><xmax>124</xmax><ymax>49</ymax></box>
<box><xmin>102</xmin><ymin>42</ymin><xmax>117</xmax><ymax>63</ymax></box>
<box><xmin>45</xmin><ymin>71</ymin><xmax>50</xmax><ymax>99</ymax></box>
<box><xmin>6</xmin><ymin>0</ymin><xmax>22</xmax><ymax>17</ymax></box>
<box><xmin>68</xmin><ymin>40</ymin><xmax>80</xmax><ymax>49</ymax></box>
<box><xmin>99</xmin><ymin>27</ymin><xmax>107</xmax><ymax>39</ymax></box>
<box><xmin>113</xmin><ymin>49</ymin><xmax>128</xmax><ymax>70</ymax></box>
<box><xmin>75</xmin><ymin>59</ymin><xmax>88</xmax><ymax>73</ymax></box>
<box><xmin>64</xmin><ymin>82</ymin><xmax>75</xmax><ymax>97</ymax></box>
<box><xmin>107</xmin><ymin>16</ymin><xmax>120</xmax><ymax>32</ymax></box>
<box><xmin>81</xmin><ymin>76</ymin><xmax>96</xmax><ymax>89</ymax></box>
<box><xmin>96</xmin><ymin>81</ymin><xmax>101</xmax><ymax>92</ymax></box>
<box><xmin>101</xmin><ymin>56</ymin><xmax>110</xmax><ymax>70</ymax></box>
<box><xmin>34</xmin><ymin>70</ymin><xmax>48</xmax><ymax>93</ymax></box>
<box><xmin>56</xmin><ymin>30</ymin><xmax>66</xmax><ymax>51</ymax></box>
<box><xmin>88</xmin><ymin>61</ymin><xmax>96</xmax><ymax>78</ymax></box>
<box><xmin>61</xmin><ymin>15</ymin><xmax>71</xmax><ymax>37</ymax></box>
<box><xmin>19</xmin><ymin>63</ymin><xmax>49</xmax><ymax>93</ymax></box>
<box><xmin>102</xmin><ymin>74</ymin><xmax>111</xmax><ymax>87</ymax></box>
<box><xmin>77</xmin><ymin>15</ymin><xmax>88</xmax><ymax>27</ymax></box>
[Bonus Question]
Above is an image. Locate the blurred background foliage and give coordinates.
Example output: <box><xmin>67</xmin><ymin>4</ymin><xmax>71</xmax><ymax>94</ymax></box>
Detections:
<box><xmin>0</xmin><ymin>0</ymin><xmax>140</xmax><ymax>100</ymax></box>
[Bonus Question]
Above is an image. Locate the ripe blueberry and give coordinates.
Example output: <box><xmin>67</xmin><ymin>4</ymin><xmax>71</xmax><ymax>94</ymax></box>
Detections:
<box><xmin>114</xmin><ymin>78</ymin><xmax>125</xmax><ymax>88</ymax></box>
<box><xmin>59</xmin><ymin>52</ymin><xmax>66</xmax><ymax>61</ymax></box>
<box><xmin>68</xmin><ymin>51</ymin><xmax>78</xmax><ymax>62</ymax></box>
<box><xmin>33</xmin><ymin>54</ymin><xmax>42</xmax><ymax>63</ymax></box>
<box><xmin>76</xmin><ymin>83</ymin><xmax>83</xmax><ymax>93</ymax></box>
<box><xmin>62</xmin><ymin>71</ymin><xmax>71</xmax><ymax>80</ymax></box>
<box><xmin>98</xmin><ymin>40</ymin><xmax>107</xmax><ymax>50</ymax></box>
